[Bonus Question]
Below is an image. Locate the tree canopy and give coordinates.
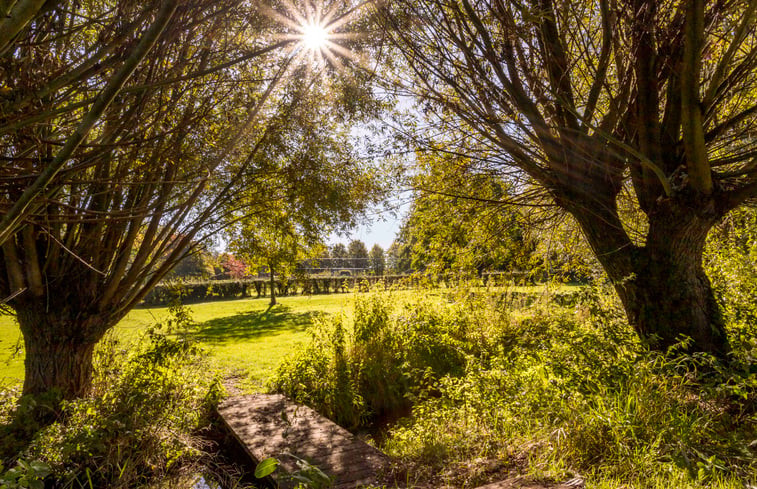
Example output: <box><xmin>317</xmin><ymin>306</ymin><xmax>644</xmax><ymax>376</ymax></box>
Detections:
<box><xmin>377</xmin><ymin>0</ymin><xmax>757</xmax><ymax>358</ymax></box>
<box><xmin>0</xmin><ymin>0</ymin><xmax>381</xmax><ymax>400</ymax></box>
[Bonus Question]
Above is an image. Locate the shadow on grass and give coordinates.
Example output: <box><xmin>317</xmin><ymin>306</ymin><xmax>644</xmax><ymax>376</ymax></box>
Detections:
<box><xmin>189</xmin><ymin>305</ymin><xmax>320</xmax><ymax>344</ymax></box>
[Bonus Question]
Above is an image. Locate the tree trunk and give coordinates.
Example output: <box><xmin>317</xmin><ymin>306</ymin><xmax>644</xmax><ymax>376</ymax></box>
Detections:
<box><xmin>15</xmin><ymin>306</ymin><xmax>108</xmax><ymax>399</ymax></box>
<box><xmin>568</xmin><ymin>194</ymin><xmax>730</xmax><ymax>359</ymax></box>
<box><xmin>616</xmin><ymin>248</ymin><xmax>728</xmax><ymax>357</ymax></box>
<box><xmin>269</xmin><ymin>262</ymin><xmax>276</xmax><ymax>306</ymax></box>
<box><xmin>614</xmin><ymin>208</ymin><xmax>730</xmax><ymax>358</ymax></box>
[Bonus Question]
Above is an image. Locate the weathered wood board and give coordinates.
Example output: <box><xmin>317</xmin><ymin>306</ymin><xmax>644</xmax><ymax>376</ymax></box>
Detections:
<box><xmin>217</xmin><ymin>394</ymin><xmax>389</xmax><ymax>489</ymax></box>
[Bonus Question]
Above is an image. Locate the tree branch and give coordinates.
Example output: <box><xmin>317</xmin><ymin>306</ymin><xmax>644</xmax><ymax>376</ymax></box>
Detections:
<box><xmin>0</xmin><ymin>0</ymin><xmax>179</xmax><ymax>246</ymax></box>
<box><xmin>681</xmin><ymin>0</ymin><xmax>713</xmax><ymax>194</ymax></box>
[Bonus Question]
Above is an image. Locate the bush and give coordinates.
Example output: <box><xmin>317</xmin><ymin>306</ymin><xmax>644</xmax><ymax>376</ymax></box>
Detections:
<box><xmin>269</xmin><ymin>287</ymin><xmax>492</xmax><ymax>429</ymax></box>
<box><xmin>705</xmin><ymin>208</ymin><xmax>757</xmax><ymax>363</ymax></box>
<box><xmin>0</xmin><ymin>307</ymin><xmax>222</xmax><ymax>488</ymax></box>
<box><xmin>141</xmin><ymin>280</ymin><xmax>256</xmax><ymax>306</ymax></box>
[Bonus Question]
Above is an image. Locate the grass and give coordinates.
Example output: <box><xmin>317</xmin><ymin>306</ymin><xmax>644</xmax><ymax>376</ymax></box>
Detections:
<box><xmin>0</xmin><ymin>283</ymin><xmax>582</xmax><ymax>387</ymax></box>
<box><xmin>0</xmin><ymin>293</ymin><xmax>356</xmax><ymax>389</ymax></box>
<box><xmin>271</xmin><ymin>285</ymin><xmax>757</xmax><ymax>488</ymax></box>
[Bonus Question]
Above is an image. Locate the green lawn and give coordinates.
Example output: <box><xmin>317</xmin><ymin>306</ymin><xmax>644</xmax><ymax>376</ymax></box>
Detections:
<box><xmin>0</xmin><ymin>284</ymin><xmax>581</xmax><ymax>389</ymax></box>
<box><xmin>0</xmin><ymin>293</ymin><xmax>356</xmax><ymax>390</ymax></box>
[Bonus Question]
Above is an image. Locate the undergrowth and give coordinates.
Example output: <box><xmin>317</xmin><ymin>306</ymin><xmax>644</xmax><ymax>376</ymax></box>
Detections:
<box><xmin>272</xmin><ymin>284</ymin><xmax>757</xmax><ymax>488</ymax></box>
<box><xmin>0</xmin><ymin>304</ymin><xmax>223</xmax><ymax>488</ymax></box>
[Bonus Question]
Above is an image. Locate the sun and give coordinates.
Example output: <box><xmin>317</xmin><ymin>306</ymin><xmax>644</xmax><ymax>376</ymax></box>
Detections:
<box><xmin>264</xmin><ymin>1</ymin><xmax>368</xmax><ymax>70</ymax></box>
<box><xmin>301</xmin><ymin>22</ymin><xmax>329</xmax><ymax>51</ymax></box>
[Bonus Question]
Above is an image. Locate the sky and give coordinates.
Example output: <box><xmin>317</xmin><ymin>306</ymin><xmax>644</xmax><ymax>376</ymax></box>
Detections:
<box><xmin>327</xmin><ymin>197</ymin><xmax>410</xmax><ymax>250</ymax></box>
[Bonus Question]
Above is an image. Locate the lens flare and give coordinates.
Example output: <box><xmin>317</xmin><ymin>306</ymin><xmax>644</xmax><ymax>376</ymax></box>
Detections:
<box><xmin>301</xmin><ymin>22</ymin><xmax>329</xmax><ymax>51</ymax></box>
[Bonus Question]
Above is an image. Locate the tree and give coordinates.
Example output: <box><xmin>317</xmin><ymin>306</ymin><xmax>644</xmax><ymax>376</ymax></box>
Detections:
<box><xmin>232</xmin><ymin>218</ymin><xmax>317</xmax><ymax>306</ymax></box>
<box><xmin>385</xmin><ymin>241</ymin><xmax>410</xmax><ymax>274</ymax></box>
<box><xmin>378</xmin><ymin>0</ymin><xmax>757</xmax><ymax>359</ymax></box>
<box><xmin>347</xmin><ymin>239</ymin><xmax>369</xmax><ymax>271</ymax></box>
<box><xmin>168</xmin><ymin>249</ymin><xmax>216</xmax><ymax>280</ymax></box>
<box><xmin>369</xmin><ymin>244</ymin><xmax>386</xmax><ymax>275</ymax></box>
<box><xmin>398</xmin><ymin>152</ymin><xmax>533</xmax><ymax>275</ymax></box>
<box><xmin>0</xmin><ymin>0</ymin><xmax>375</xmax><ymax>400</ymax></box>
<box><xmin>330</xmin><ymin>243</ymin><xmax>349</xmax><ymax>270</ymax></box>
<box><xmin>225</xmin><ymin>58</ymin><xmax>384</xmax><ymax>304</ymax></box>
<box><xmin>218</xmin><ymin>254</ymin><xmax>249</xmax><ymax>280</ymax></box>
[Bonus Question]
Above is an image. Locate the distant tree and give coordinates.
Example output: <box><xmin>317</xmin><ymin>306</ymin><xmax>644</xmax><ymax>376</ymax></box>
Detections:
<box><xmin>233</xmin><ymin>222</ymin><xmax>316</xmax><ymax>306</ymax></box>
<box><xmin>347</xmin><ymin>240</ymin><xmax>369</xmax><ymax>271</ymax></box>
<box><xmin>219</xmin><ymin>254</ymin><xmax>249</xmax><ymax>280</ymax></box>
<box><xmin>385</xmin><ymin>242</ymin><xmax>407</xmax><ymax>274</ymax></box>
<box><xmin>369</xmin><ymin>244</ymin><xmax>386</xmax><ymax>275</ymax></box>
<box><xmin>330</xmin><ymin>243</ymin><xmax>349</xmax><ymax>270</ymax></box>
<box><xmin>168</xmin><ymin>249</ymin><xmax>216</xmax><ymax>280</ymax></box>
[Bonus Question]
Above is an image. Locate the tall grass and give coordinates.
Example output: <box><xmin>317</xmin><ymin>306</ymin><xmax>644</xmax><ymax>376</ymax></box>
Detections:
<box><xmin>272</xmin><ymin>284</ymin><xmax>757</xmax><ymax>488</ymax></box>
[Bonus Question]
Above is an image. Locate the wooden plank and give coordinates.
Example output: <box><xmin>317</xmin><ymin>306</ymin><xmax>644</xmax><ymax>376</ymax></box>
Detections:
<box><xmin>217</xmin><ymin>394</ymin><xmax>389</xmax><ymax>489</ymax></box>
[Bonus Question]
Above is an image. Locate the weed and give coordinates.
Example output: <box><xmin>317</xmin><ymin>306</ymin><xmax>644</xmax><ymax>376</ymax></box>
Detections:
<box><xmin>384</xmin><ymin>286</ymin><xmax>757</xmax><ymax>488</ymax></box>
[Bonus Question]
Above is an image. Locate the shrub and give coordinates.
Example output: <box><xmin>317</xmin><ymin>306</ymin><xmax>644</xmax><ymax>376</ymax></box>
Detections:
<box><xmin>141</xmin><ymin>280</ymin><xmax>256</xmax><ymax>306</ymax></box>
<box><xmin>269</xmin><ymin>288</ymin><xmax>494</xmax><ymax>429</ymax></box>
<box><xmin>705</xmin><ymin>209</ymin><xmax>757</xmax><ymax>364</ymax></box>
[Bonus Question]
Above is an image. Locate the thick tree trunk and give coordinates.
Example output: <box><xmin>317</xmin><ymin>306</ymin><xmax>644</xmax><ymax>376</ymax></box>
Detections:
<box><xmin>616</xmin><ymin>247</ymin><xmax>728</xmax><ymax>357</ymax></box>
<box><xmin>567</xmin><ymin>194</ymin><xmax>730</xmax><ymax>359</ymax></box>
<box><xmin>16</xmin><ymin>306</ymin><xmax>108</xmax><ymax>399</ymax></box>
<box><xmin>614</xmin><ymin>208</ymin><xmax>730</xmax><ymax>358</ymax></box>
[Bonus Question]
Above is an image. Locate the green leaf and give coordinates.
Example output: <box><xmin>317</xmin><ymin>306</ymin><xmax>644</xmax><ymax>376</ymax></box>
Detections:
<box><xmin>254</xmin><ymin>457</ymin><xmax>279</xmax><ymax>478</ymax></box>
<box><xmin>29</xmin><ymin>461</ymin><xmax>51</xmax><ymax>477</ymax></box>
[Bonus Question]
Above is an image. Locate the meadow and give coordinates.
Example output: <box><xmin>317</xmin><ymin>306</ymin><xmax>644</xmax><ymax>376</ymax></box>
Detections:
<box><xmin>1</xmin><ymin>293</ymin><xmax>354</xmax><ymax>388</ymax></box>
<box><xmin>0</xmin><ymin>284</ymin><xmax>576</xmax><ymax>387</ymax></box>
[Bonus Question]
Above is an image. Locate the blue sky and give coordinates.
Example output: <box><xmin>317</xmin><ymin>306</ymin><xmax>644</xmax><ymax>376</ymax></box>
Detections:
<box><xmin>328</xmin><ymin>199</ymin><xmax>409</xmax><ymax>250</ymax></box>
<box><xmin>328</xmin><ymin>216</ymin><xmax>400</xmax><ymax>250</ymax></box>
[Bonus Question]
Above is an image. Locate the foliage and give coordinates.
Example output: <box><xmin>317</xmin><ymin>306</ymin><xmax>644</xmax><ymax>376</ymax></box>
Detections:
<box><xmin>254</xmin><ymin>457</ymin><xmax>279</xmax><ymax>478</ymax></box>
<box><xmin>224</xmin><ymin>66</ymin><xmax>385</xmax><ymax>302</ymax></box>
<box><xmin>217</xmin><ymin>255</ymin><xmax>250</xmax><ymax>281</ymax></box>
<box><xmin>329</xmin><ymin>244</ymin><xmax>349</xmax><ymax>269</ymax></box>
<box><xmin>254</xmin><ymin>455</ymin><xmax>333</xmax><ymax>489</ymax></box>
<box><xmin>141</xmin><ymin>280</ymin><xmax>256</xmax><ymax>306</ymax></box>
<box><xmin>269</xmin><ymin>282</ymin><xmax>756</xmax><ymax>488</ymax></box>
<box><xmin>0</xmin><ymin>459</ymin><xmax>51</xmax><ymax>489</ymax></box>
<box><xmin>705</xmin><ymin>207</ymin><xmax>757</xmax><ymax>362</ymax></box>
<box><xmin>167</xmin><ymin>250</ymin><xmax>217</xmax><ymax>281</ymax></box>
<box><xmin>394</xmin><ymin>152</ymin><xmax>534</xmax><ymax>276</ymax></box>
<box><xmin>0</xmin><ymin>307</ymin><xmax>222</xmax><ymax>488</ymax></box>
<box><xmin>382</xmin><ymin>286</ymin><xmax>757</xmax><ymax>488</ymax></box>
<box><xmin>270</xmin><ymin>287</ymin><xmax>481</xmax><ymax>429</ymax></box>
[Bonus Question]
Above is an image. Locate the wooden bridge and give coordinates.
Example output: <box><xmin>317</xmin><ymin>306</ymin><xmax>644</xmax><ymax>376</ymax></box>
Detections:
<box><xmin>217</xmin><ymin>394</ymin><xmax>390</xmax><ymax>488</ymax></box>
